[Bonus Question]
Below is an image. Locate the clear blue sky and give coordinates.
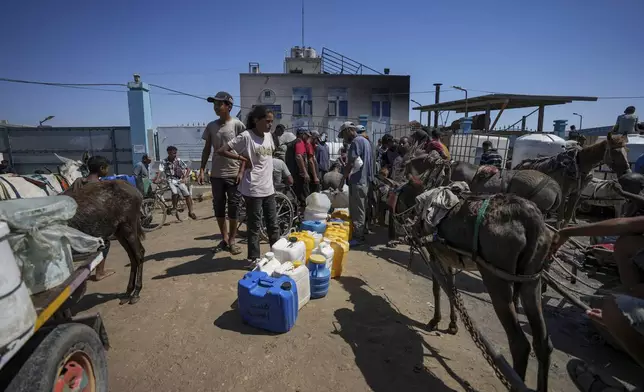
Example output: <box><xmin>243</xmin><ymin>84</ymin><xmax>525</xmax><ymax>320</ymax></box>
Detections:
<box><xmin>1</xmin><ymin>0</ymin><xmax>642</xmax><ymax>130</ymax></box>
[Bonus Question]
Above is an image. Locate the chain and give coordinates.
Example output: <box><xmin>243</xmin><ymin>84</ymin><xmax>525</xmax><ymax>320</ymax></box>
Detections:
<box><xmin>416</xmin><ymin>241</ymin><xmax>514</xmax><ymax>390</ymax></box>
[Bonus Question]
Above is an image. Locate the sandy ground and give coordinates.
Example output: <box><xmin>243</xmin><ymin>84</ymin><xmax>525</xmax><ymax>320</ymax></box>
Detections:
<box><xmin>75</xmin><ymin>201</ymin><xmax>641</xmax><ymax>392</ymax></box>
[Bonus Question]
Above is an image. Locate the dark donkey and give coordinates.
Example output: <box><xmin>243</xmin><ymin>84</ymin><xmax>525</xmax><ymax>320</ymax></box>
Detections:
<box><xmin>64</xmin><ymin>180</ymin><xmax>146</xmax><ymax>304</ymax></box>
<box><xmin>394</xmin><ymin>180</ymin><xmax>553</xmax><ymax>391</ymax></box>
<box><xmin>514</xmin><ymin>133</ymin><xmax>630</xmax><ymax>227</ymax></box>
<box><xmin>404</xmin><ymin>151</ymin><xmax>562</xmax><ymax>214</ymax></box>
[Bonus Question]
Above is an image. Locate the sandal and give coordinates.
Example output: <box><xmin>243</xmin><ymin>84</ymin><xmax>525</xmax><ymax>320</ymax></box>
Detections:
<box><xmin>228</xmin><ymin>243</ymin><xmax>242</xmax><ymax>255</ymax></box>
<box><xmin>189</xmin><ymin>212</ymin><xmax>197</xmax><ymax>220</ymax></box>
<box><xmin>566</xmin><ymin>359</ymin><xmax>629</xmax><ymax>392</ymax></box>
<box><xmin>212</xmin><ymin>240</ymin><xmax>228</xmax><ymax>253</ymax></box>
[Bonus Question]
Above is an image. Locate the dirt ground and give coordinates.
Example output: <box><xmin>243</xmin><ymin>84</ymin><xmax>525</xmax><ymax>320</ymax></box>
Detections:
<box><xmin>75</xmin><ymin>201</ymin><xmax>641</xmax><ymax>392</ymax></box>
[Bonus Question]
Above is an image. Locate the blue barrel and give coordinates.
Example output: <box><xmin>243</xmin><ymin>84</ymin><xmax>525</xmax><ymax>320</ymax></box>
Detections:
<box><xmin>237</xmin><ymin>271</ymin><xmax>298</xmax><ymax>333</ymax></box>
<box><xmin>300</xmin><ymin>220</ymin><xmax>327</xmax><ymax>234</ymax></box>
<box><xmin>308</xmin><ymin>254</ymin><xmax>330</xmax><ymax>299</ymax></box>
<box><xmin>460</xmin><ymin>117</ymin><xmax>473</xmax><ymax>133</ymax></box>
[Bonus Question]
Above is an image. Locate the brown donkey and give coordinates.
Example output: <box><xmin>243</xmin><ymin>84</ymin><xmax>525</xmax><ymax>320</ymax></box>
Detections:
<box><xmin>65</xmin><ymin>180</ymin><xmax>146</xmax><ymax>304</ymax></box>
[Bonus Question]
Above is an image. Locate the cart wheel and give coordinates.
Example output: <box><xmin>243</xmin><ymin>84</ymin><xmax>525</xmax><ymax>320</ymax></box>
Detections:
<box><xmin>4</xmin><ymin>324</ymin><xmax>108</xmax><ymax>392</ymax></box>
<box><xmin>141</xmin><ymin>198</ymin><xmax>167</xmax><ymax>232</ymax></box>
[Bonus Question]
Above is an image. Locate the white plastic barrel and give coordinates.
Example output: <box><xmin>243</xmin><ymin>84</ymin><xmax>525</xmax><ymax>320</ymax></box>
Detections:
<box><xmin>511</xmin><ymin>133</ymin><xmax>567</xmax><ymax>168</ymax></box>
<box><xmin>0</xmin><ymin>221</ymin><xmax>37</xmax><ymax>349</ymax></box>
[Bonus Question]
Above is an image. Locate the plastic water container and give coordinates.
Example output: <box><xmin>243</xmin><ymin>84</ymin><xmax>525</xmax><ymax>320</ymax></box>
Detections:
<box><xmin>303</xmin><ymin>210</ymin><xmax>328</xmax><ymax>222</ymax></box>
<box><xmin>290</xmin><ymin>232</ymin><xmax>315</xmax><ymax>262</ymax></box>
<box><xmin>273</xmin><ymin>262</ymin><xmax>310</xmax><ymax>310</ymax></box>
<box><xmin>326</xmin><ymin>220</ymin><xmax>352</xmax><ymax>241</ymax></box>
<box><xmin>237</xmin><ymin>271</ymin><xmax>298</xmax><ymax>333</ymax></box>
<box><xmin>327</xmin><ymin>237</ymin><xmax>350</xmax><ymax>278</ymax></box>
<box><xmin>101</xmin><ymin>174</ymin><xmax>137</xmax><ymax>188</ymax></box>
<box><xmin>331</xmin><ymin>209</ymin><xmax>350</xmax><ymax>221</ymax></box>
<box><xmin>312</xmin><ymin>239</ymin><xmax>335</xmax><ymax>272</ymax></box>
<box><xmin>301</xmin><ymin>220</ymin><xmax>327</xmax><ymax>234</ymax></box>
<box><xmin>308</xmin><ymin>254</ymin><xmax>331</xmax><ymax>299</ymax></box>
<box><xmin>305</xmin><ymin>231</ymin><xmax>323</xmax><ymax>247</ymax></box>
<box><xmin>254</xmin><ymin>252</ymin><xmax>281</xmax><ymax>276</ymax></box>
<box><xmin>306</xmin><ymin>192</ymin><xmax>331</xmax><ymax>214</ymax></box>
<box><xmin>0</xmin><ymin>222</ymin><xmax>37</xmax><ymax>350</ymax></box>
<box><xmin>271</xmin><ymin>237</ymin><xmax>306</xmax><ymax>264</ymax></box>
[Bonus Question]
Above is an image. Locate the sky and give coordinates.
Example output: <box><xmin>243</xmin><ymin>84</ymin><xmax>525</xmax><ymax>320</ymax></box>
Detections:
<box><xmin>1</xmin><ymin>0</ymin><xmax>642</xmax><ymax>131</ymax></box>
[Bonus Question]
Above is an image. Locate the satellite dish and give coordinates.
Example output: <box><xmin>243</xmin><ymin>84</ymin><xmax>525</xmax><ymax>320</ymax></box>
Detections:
<box><xmin>259</xmin><ymin>89</ymin><xmax>277</xmax><ymax>105</ymax></box>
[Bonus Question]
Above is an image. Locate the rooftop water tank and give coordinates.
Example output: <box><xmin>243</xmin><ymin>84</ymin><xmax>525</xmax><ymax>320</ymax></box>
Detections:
<box><xmin>511</xmin><ymin>133</ymin><xmax>567</xmax><ymax>168</ymax></box>
<box><xmin>304</xmin><ymin>47</ymin><xmax>317</xmax><ymax>58</ymax></box>
<box><xmin>291</xmin><ymin>46</ymin><xmax>303</xmax><ymax>58</ymax></box>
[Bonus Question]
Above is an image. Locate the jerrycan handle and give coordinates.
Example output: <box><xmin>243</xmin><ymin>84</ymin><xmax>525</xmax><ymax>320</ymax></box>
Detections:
<box><xmin>258</xmin><ymin>277</ymin><xmax>275</xmax><ymax>287</ymax></box>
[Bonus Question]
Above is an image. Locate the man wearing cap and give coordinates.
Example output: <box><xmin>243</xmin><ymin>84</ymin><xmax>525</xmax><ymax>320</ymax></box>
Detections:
<box><xmin>340</xmin><ymin>121</ymin><xmax>374</xmax><ymax>247</ymax></box>
<box><xmin>315</xmin><ymin>131</ymin><xmax>331</xmax><ymax>182</ymax></box>
<box><xmin>199</xmin><ymin>91</ymin><xmax>246</xmax><ymax>255</ymax></box>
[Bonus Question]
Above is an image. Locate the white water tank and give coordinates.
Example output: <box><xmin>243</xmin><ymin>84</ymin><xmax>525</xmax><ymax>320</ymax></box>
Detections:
<box><xmin>304</xmin><ymin>47</ymin><xmax>317</xmax><ymax>58</ymax></box>
<box><xmin>511</xmin><ymin>133</ymin><xmax>567</xmax><ymax>168</ymax></box>
<box><xmin>625</xmin><ymin>134</ymin><xmax>644</xmax><ymax>163</ymax></box>
<box><xmin>291</xmin><ymin>46</ymin><xmax>303</xmax><ymax>58</ymax></box>
<box><xmin>449</xmin><ymin>134</ymin><xmax>511</xmax><ymax>166</ymax></box>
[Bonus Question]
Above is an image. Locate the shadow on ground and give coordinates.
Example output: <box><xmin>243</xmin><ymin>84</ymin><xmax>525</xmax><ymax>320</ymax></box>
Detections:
<box><xmin>73</xmin><ymin>292</ymin><xmax>122</xmax><ymax>313</ymax></box>
<box><xmin>333</xmin><ymin>276</ymin><xmax>478</xmax><ymax>392</ymax></box>
<box><xmin>213</xmin><ymin>309</ymin><xmax>277</xmax><ymax>336</ymax></box>
<box><xmin>149</xmin><ymin>247</ymin><xmax>248</xmax><ymax>279</ymax></box>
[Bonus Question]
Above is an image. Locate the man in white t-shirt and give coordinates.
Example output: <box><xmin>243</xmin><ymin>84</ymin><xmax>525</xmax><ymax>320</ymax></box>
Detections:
<box><xmin>217</xmin><ymin>106</ymin><xmax>279</xmax><ymax>264</ymax></box>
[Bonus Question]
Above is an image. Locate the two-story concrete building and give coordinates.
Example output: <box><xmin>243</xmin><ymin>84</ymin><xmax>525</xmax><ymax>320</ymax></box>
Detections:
<box><xmin>239</xmin><ymin>47</ymin><xmax>410</xmax><ymax>141</ymax></box>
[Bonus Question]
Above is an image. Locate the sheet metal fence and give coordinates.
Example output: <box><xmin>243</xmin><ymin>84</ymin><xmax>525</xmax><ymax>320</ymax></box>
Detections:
<box><xmin>0</xmin><ymin>126</ymin><xmax>133</xmax><ymax>175</ymax></box>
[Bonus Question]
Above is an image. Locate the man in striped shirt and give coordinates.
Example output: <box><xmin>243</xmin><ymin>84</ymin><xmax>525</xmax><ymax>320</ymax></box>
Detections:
<box><xmin>480</xmin><ymin>141</ymin><xmax>502</xmax><ymax>169</ymax></box>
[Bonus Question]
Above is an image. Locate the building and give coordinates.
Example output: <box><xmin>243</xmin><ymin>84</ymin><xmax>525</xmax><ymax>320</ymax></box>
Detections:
<box><xmin>239</xmin><ymin>47</ymin><xmax>410</xmax><ymax>141</ymax></box>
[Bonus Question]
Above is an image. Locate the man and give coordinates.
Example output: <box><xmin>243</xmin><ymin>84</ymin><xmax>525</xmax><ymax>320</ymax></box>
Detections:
<box><xmin>480</xmin><ymin>141</ymin><xmax>503</xmax><ymax>169</ymax></box>
<box><xmin>289</xmin><ymin>128</ymin><xmax>318</xmax><ymax>211</ymax></box>
<box><xmin>315</xmin><ymin>131</ymin><xmax>330</xmax><ymax>181</ymax></box>
<box><xmin>613</xmin><ymin>106</ymin><xmax>639</xmax><ymax>135</ymax></box>
<box><xmin>272</xmin><ymin>155</ymin><xmax>293</xmax><ymax>192</ymax></box>
<box><xmin>273</xmin><ymin>124</ymin><xmax>296</xmax><ymax>161</ymax></box>
<box><xmin>159</xmin><ymin>146</ymin><xmax>196</xmax><ymax>220</ymax></box>
<box><xmin>198</xmin><ymin>91</ymin><xmax>246</xmax><ymax>255</ymax></box>
<box><xmin>379</xmin><ymin>134</ymin><xmax>397</xmax><ymax>172</ymax></box>
<box><xmin>305</xmin><ymin>130</ymin><xmax>320</xmax><ymax>193</ymax></box>
<box><xmin>322</xmin><ymin>162</ymin><xmax>344</xmax><ymax>191</ymax></box>
<box><xmin>133</xmin><ymin>154</ymin><xmax>152</xmax><ymax>196</ymax></box>
<box><xmin>390</xmin><ymin>137</ymin><xmax>410</xmax><ymax>183</ymax></box>
<box><xmin>0</xmin><ymin>159</ymin><xmax>15</xmax><ymax>174</ymax></box>
<box><xmin>425</xmin><ymin>129</ymin><xmax>450</xmax><ymax>160</ymax></box>
<box><xmin>340</xmin><ymin>121</ymin><xmax>373</xmax><ymax>247</ymax></box>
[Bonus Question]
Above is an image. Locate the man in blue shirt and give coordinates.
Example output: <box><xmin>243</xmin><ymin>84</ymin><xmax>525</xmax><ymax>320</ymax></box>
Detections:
<box><xmin>314</xmin><ymin>131</ymin><xmax>330</xmax><ymax>180</ymax></box>
<box><xmin>340</xmin><ymin>121</ymin><xmax>374</xmax><ymax>246</ymax></box>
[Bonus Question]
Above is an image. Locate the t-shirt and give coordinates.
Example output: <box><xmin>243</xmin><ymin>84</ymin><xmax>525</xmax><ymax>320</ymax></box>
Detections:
<box><xmin>272</xmin><ymin>157</ymin><xmax>291</xmax><ymax>186</ymax></box>
<box><xmin>480</xmin><ymin>149</ymin><xmax>503</xmax><ymax>169</ymax></box>
<box><xmin>202</xmin><ymin>118</ymin><xmax>246</xmax><ymax>178</ymax></box>
<box><xmin>295</xmin><ymin>139</ymin><xmax>314</xmax><ymax>156</ymax></box>
<box><xmin>315</xmin><ymin>143</ymin><xmax>330</xmax><ymax>172</ymax></box>
<box><xmin>133</xmin><ymin>162</ymin><xmax>149</xmax><ymax>179</ymax></box>
<box><xmin>228</xmin><ymin>130</ymin><xmax>275</xmax><ymax>197</ymax></box>
<box><xmin>160</xmin><ymin>157</ymin><xmax>189</xmax><ymax>180</ymax></box>
<box><xmin>615</xmin><ymin>113</ymin><xmax>639</xmax><ymax>135</ymax></box>
<box><xmin>427</xmin><ymin>139</ymin><xmax>450</xmax><ymax>160</ymax></box>
<box><xmin>322</xmin><ymin>170</ymin><xmax>343</xmax><ymax>191</ymax></box>
<box><xmin>273</xmin><ymin>131</ymin><xmax>296</xmax><ymax>161</ymax></box>
<box><xmin>348</xmin><ymin>136</ymin><xmax>374</xmax><ymax>185</ymax></box>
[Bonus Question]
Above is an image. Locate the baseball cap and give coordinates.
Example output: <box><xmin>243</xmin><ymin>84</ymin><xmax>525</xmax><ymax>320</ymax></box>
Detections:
<box><xmin>296</xmin><ymin>127</ymin><xmax>311</xmax><ymax>135</ymax></box>
<box><xmin>339</xmin><ymin>121</ymin><xmax>356</xmax><ymax>133</ymax></box>
<box><xmin>206</xmin><ymin>91</ymin><xmax>234</xmax><ymax>105</ymax></box>
<box><xmin>356</xmin><ymin>125</ymin><xmax>367</xmax><ymax>134</ymax></box>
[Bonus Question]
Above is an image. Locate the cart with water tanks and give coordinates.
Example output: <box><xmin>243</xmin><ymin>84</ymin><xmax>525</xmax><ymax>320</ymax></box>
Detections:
<box><xmin>0</xmin><ymin>217</ymin><xmax>109</xmax><ymax>391</ymax></box>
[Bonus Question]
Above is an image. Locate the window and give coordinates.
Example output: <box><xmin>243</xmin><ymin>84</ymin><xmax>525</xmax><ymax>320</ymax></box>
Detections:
<box><xmin>292</xmin><ymin>87</ymin><xmax>312</xmax><ymax>116</ymax></box>
<box><xmin>371</xmin><ymin>89</ymin><xmax>391</xmax><ymax>119</ymax></box>
<box><xmin>328</xmin><ymin>88</ymin><xmax>348</xmax><ymax>118</ymax></box>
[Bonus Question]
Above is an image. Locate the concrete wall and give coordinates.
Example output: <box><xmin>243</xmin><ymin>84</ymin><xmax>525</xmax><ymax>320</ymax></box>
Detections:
<box><xmin>239</xmin><ymin>73</ymin><xmax>410</xmax><ymax>139</ymax></box>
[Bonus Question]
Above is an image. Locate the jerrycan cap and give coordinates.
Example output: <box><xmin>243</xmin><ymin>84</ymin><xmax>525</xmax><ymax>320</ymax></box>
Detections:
<box><xmin>280</xmin><ymin>281</ymin><xmax>292</xmax><ymax>291</ymax></box>
<box><xmin>288</xmin><ymin>236</ymin><xmax>298</xmax><ymax>243</ymax></box>
<box><xmin>265</xmin><ymin>252</ymin><xmax>275</xmax><ymax>259</ymax></box>
<box><xmin>309</xmin><ymin>254</ymin><xmax>326</xmax><ymax>264</ymax></box>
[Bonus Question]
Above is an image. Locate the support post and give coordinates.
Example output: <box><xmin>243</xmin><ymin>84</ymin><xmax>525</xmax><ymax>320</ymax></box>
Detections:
<box><xmin>489</xmin><ymin>99</ymin><xmax>509</xmax><ymax>131</ymax></box>
<box><xmin>127</xmin><ymin>74</ymin><xmax>153</xmax><ymax>167</ymax></box>
<box><xmin>433</xmin><ymin>83</ymin><xmax>442</xmax><ymax>129</ymax></box>
<box><xmin>485</xmin><ymin>105</ymin><xmax>491</xmax><ymax>131</ymax></box>
<box><xmin>537</xmin><ymin>105</ymin><xmax>545</xmax><ymax>133</ymax></box>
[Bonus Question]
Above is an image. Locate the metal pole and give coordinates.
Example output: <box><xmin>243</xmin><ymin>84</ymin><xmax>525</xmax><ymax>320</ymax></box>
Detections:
<box><xmin>411</xmin><ymin>99</ymin><xmax>423</xmax><ymax>124</ymax></box>
<box><xmin>433</xmin><ymin>83</ymin><xmax>442</xmax><ymax>129</ymax></box>
<box><xmin>464</xmin><ymin>89</ymin><xmax>469</xmax><ymax>118</ymax></box>
<box><xmin>573</xmin><ymin>113</ymin><xmax>583</xmax><ymax>130</ymax></box>
<box><xmin>301</xmin><ymin>0</ymin><xmax>304</xmax><ymax>48</ymax></box>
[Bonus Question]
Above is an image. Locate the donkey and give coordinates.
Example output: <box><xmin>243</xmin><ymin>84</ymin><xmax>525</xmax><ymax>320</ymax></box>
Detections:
<box><xmin>405</xmin><ymin>152</ymin><xmax>562</xmax><ymax>215</ymax></box>
<box><xmin>514</xmin><ymin>133</ymin><xmax>630</xmax><ymax>227</ymax></box>
<box><xmin>64</xmin><ymin>180</ymin><xmax>146</xmax><ymax>304</ymax></box>
<box><xmin>395</xmin><ymin>180</ymin><xmax>553</xmax><ymax>391</ymax></box>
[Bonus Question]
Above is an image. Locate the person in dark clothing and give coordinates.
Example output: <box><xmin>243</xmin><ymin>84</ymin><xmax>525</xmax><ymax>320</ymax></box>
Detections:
<box><xmin>315</xmin><ymin>131</ymin><xmax>330</xmax><ymax>181</ymax></box>
<box><xmin>479</xmin><ymin>141</ymin><xmax>503</xmax><ymax>169</ymax></box>
<box><xmin>0</xmin><ymin>159</ymin><xmax>15</xmax><ymax>174</ymax></box>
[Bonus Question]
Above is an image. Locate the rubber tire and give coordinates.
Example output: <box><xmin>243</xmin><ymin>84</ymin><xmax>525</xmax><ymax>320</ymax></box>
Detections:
<box><xmin>5</xmin><ymin>323</ymin><xmax>108</xmax><ymax>392</ymax></box>
<box><xmin>141</xmin><ymin>198</ymin><xmax>167</xmax><ymax>232</ymax></box>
